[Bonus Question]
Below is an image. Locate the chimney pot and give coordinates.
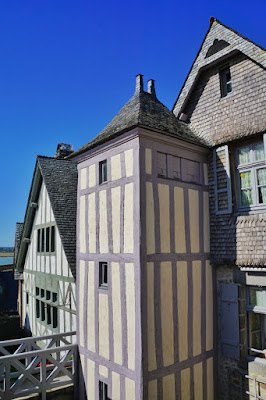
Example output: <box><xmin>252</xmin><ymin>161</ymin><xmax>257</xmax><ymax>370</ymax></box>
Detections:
<box><xmin>135</xmin><ymin>74</ymin><xmax>143</xmax><ymax>93</ymax></box>
<box><xmin>147</xmin><ymin>79</ymin><xmax>156</xmax><ymax>96</ymax></box>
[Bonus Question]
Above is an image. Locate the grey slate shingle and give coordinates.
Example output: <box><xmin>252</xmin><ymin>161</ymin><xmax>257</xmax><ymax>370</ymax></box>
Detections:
<box><xmin>37</xmin><ymin>156</ymin><xmax>77</xmax><ymax>277</ymax></box>
<box><xmin>70</xmin><ymin>88</ymin><xmax>209</xmax><ymax>158</ymax></box>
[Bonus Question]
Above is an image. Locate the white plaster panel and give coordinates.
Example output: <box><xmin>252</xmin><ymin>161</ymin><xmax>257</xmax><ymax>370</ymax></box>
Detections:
<box><xmin>88</xmin><ymin>193</ymin><xmax>96</xmax><ymax>253</ymax></box>
<box><xmin>123</xmin><ymin>183</ymin><xmax>134</xmax><ymax>253</ymax></box>
<box><xmin>99</xmin><ymin>190</ymin><xmax>109</xmax><ymax>254</ymax></box>
<box><xmin>88</xmin><ymin>164</ymin><xmax>96</xmax><ymax>188</ymax></box>
<box><xmin>80</xmin><ymin>168</ymin><xmax>87</xmax><ymax>190</ymax></box>
<box><xmin>111</xmin><ymin>154</ymin><xmax>122</xmax><ymax>181</ymax></box>
<box><xmin>111</xmin><ymin>186</ymin><xmax>121</xmax><ymax>253</ymax></box>
<box><xmin>124</xmin><ymin>149</ymin><xmax>134</xmax><ymax>177</ymax></box>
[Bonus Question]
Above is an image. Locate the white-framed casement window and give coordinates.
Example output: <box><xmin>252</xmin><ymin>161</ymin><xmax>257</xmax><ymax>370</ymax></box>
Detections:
<box><xmin>246</xmin><ymin>286</ymin><xmax>266</xmax><ymax>356</ymax></box>
<box><xmin>35</xmin><ymin>286</ymin><xmax>58</xmax><ymax>329</ymax></box>
<box><xmin>220</xmin><ymin>66</ymin><xmax>232</xmax><ymax>98</ymax></box>
<box><xmin>236</xmin><ymin>138</ymin><xmax>266</xmax><ymax>209</ymax></box>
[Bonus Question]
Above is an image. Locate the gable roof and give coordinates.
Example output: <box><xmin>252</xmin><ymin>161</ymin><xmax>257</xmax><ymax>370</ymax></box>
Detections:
<box><xmin>69</xmin><ymin>75</ymin><xmax>209</xmax><ymax>159</ymax></box>
<box><xmin>15</xmin><ymin>156</ymin><xmax>77</xmax><ymax>279</ymax></box>
<box><xmin>172</xmin><ymin>17</ymin><xmax>266</xmax><ymax>118</ymax></box>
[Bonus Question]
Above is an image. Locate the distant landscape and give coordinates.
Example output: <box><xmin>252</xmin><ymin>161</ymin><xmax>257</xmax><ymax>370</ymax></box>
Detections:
<box><xmin>0</xmin><ymin>247</ymin><xmax>14</xmax><ymax>257</ymax></box>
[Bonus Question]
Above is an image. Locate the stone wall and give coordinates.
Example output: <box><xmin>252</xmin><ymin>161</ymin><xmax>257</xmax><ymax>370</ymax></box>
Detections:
<box><xmin>183</xmin><ymin>52</ymin><xmax>266</xmax><ymax>146</ymax></box>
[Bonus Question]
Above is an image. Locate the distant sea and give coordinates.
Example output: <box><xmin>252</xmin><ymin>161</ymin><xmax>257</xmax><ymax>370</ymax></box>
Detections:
<box><xmin>0</xmin><ymin>257</ymin><xmax>13</xmax><ymax>266</ymax></box>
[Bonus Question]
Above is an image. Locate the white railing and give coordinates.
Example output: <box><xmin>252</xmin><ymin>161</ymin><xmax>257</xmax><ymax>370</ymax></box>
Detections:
<box><xmin>0</xmin><ymin>331</ymin><xmax>77</xmax><ymax>400</ymax></box>
<box><xmin>246</xmin><ymin>375</ymin><xmax>266</xmax><ymax>400</ymax></box>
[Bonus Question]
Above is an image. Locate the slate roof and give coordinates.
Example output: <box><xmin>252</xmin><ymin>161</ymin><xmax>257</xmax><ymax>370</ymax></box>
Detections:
<box><xmin>69</xmin><ymin>76</ymin><xmax>209</xmax><ymax>159</ymax></box>
<box><xmin>38</xmin><ymin>157</ymin><xmax>77</xmax><ymax>275</ymax></box>
<box><xmin>15</xmin><ymin>155</ymin><xmax>77</xmax><ymax>279</ymax></box>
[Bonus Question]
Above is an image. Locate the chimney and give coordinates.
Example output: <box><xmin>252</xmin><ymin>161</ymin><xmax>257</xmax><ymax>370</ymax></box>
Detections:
<box><xmin>55</xmin><ymin>143</ymin><xmax>74</xmax><ymax>159</ymax></box>
<box><xmin>147</xmin><ymin>79</ymin><xmax>156</xmax><ymax>97</ymax></box>
<box><xmin>135</xmin><ymin>74</ymin><xmax>143</xmax><ymax>93</ymax></box>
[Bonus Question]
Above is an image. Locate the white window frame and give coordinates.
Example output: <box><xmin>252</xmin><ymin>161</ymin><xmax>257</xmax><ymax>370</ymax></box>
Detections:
<box><xmin>246</xmin><ymin>286</ymin><xmax>266</xmax><ymax>356</ymax></box>
<box><xmin>236</xmin><ymin>136</ymin><xmax>266</xmax><ymax>211</ymax></box>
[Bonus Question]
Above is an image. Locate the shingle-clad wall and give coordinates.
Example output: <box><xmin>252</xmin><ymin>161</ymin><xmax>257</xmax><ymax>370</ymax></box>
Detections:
<box><xmin>173</xmin><ymin>19</ymin><xmax>266</xmax><ymax>126</ymax></box>
<box><xmin>139</xmin><ymin>130</ymin><xmax>214</xmax><ymax>400</ymax></box>
<box><xmin>183</xmin><ymin>52</ymin><xmax>266</xmax><ymax>146</ymax></box>
<box><xmin>208</xmin><ymin>153</ymin><xmax>266</xmax><ymax>266</ymax></box>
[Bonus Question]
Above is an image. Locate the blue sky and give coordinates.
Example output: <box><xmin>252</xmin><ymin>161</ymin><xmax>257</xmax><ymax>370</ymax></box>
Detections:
<box><xmin>0</xmin><ymin>0</ymin><xmax>265</xmax><ymax>246</ymax></box>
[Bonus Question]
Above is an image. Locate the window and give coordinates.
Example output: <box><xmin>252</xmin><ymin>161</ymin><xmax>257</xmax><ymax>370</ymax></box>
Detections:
<box><xmin>157</xmin><ymin>152</ymin><xmax>167</xmax><ymax>177</ymax></box>
<box><xmin>236</xmin><ymin>139</ymin><xmax>266</xmax><ymax>208</ymax></box>
<box><xmin>220</xmin><ymin>66</ymin><xmax>232</xmax><ymax>97</ymax></box>
<box><xmin>35</xmin><ymin>286</ymin><xmax>58</xmax><ymax>329</ymax></box>
<box><xmin>99</xmin><ymin>160</ymin><xmax>107</xmax><ymax>184</ymax></box>
<box><xmin>99</xmin><ymin>381</ymin><xmax>108</xmax><ymax>400</ymax></box>
<box><xmin>156</xmin><ymin>151</ymin><xmax>200</xmax><ymax>184</ymax></box>
<box><xmin>247</xmin><ymin>287</ymin><xmax>266</xmax><ymax>357</ymax></box>
<box><xmin>37</xmin><ymin>226</ymin><xmax>56</xmax><ymax>254</ymax></box>
<box><xmin>26</xmin><ymin>292</ymin><xmax>29</xmax><ymax>305</ymax></box>
<box><xmin>99</xmin><ymin>262</ymin><xmax>108</xmax><ymax>289</ymax></box>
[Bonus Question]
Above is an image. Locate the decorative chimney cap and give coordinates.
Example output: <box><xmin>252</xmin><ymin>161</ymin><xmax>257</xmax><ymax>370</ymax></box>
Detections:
<box><xmin>135</xmin><ymin>74</ymin><xmax>143</xmax><ymax>93</ymax></box>
<box><xmin>147</xmin><ymin>79</ymin><xmax>156</xmax><ymax>97</ymax></box>
<box><xmin>55</xmin><ymin>143</ymin><xmax>74</xmax><ymax>159</ymax></box>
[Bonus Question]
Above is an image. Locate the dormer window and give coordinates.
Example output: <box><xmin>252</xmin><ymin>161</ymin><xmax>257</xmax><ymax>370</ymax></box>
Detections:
<box><xmin>220</xmin><ymin>67</ymin><xmax>232</xmax><ymax>97</ymax></box>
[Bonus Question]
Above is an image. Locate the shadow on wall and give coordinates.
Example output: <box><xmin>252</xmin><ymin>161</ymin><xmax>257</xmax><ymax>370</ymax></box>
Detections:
<box><xmin>0</xmin><ymin>271</ymin><xmax>18</xmax><ymax>312</ymax></box>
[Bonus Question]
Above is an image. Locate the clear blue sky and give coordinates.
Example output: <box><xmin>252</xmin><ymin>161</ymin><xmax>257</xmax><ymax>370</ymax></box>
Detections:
<box><xmin>0</xmin><ymin>0</ymin><xmax>265</xmax><ymax>246</ymax></box>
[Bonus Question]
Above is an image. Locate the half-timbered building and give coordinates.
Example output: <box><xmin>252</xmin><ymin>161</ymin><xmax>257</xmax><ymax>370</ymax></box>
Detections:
<box><xmin>15</xmin><ymin>144</ymin><xmax>77</xmax><ymax>340</ymax></box>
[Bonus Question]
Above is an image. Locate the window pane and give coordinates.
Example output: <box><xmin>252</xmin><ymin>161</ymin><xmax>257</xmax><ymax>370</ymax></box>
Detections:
<box><xmin>157</xmin><ymin>152</ymin><xmax>167</xmax><ymax>177</ymax></box>
<box><xmin>240</xmin><ymin>171</ymin><xmax>252</xmax><ymax>189</ymax></box>
<box><xmin>36</xmin><ymin>299</ymin><xmax>40</xmax><ymax>318</ymax></box>
<box><xmin>257</xmin><ymin>168</ymin><xmax>266</xmax><ymax>186</ymax></box>
<box><xmin>41</xmin><ymin>302</ymin><xmax>45</xmax><ymax>321</ymax></box>
<box><xmin>37</xmin><ymin>230</ymin><xmax>40</xmax><ymax>252</ymax></box>
<box><xmin>257</xmin><ymin>168</ymin><xmax>266</xmax><ymax>204</ymax></box>
<box><xmin>46</xmin><ymin>290</ymin><xmax>51</xmax><ymax>300</ymax></box>
<box><xmin>47</xmin><ymin>304</ymin><xmax>51</xmax><ymax>325</ymax></box>
<box><xmin>238</xmin><ymin>146</ymin><xmax>251</xmax><ymax>165</ymax></box>
<box><xmin>41</xmin><ymin>289</ymin><xmax>45</xmax><ymax>298</ymax></box>
<box><xmin>41</xmin><ymin>228</ymin><xmax>45</xmax><ymax>252</ymax></box>
<box><xmin>52</xmin><ymin>292</ymin><xmax>57</xmax><ymax>302</ymax></box>
<box><xmin>46</xmin><ymin>228</ymin><xmax>50</xmax><ymax>252</ymax></box>
<box><xmin>258</xmin><ymin>187</ymin><xmax>266</xmax><ymax>204</ymax></box>
<box><xmin>250</xmin><ymin>312</ymin><xmax>261</xmax><ymax>331</ymax></box>
<box><xmin>241</xmin><ymin>189</ymin><xmax>253</xmax><ymax>206</ymax></box>
<box><xmin>53</xmin><ymin>307</ymin><xmax>58</xmax><ymax>328</ymax></box>
<box><xmin>99</xmin><ymin>160</ymin><xmax>107</xmax><ymax>184</ymax></box>
<box><xmin>51</xmin><ymin>226</ymin><xmax>55</xmax><ymax>252</ymax></box>
<box><xmin>251</xmin><ymin>331</ymin><xmax>262</xmax><ymax>350</ymax></box>
<box><xmin>254</xmin><ymin>142</ymin><xmax>265</xmax><ymax>161</ymax></box>
<box><xmin>249</xmin><ymin>287</ymin><xmax>263</xmax><ymax>307</ymax></box>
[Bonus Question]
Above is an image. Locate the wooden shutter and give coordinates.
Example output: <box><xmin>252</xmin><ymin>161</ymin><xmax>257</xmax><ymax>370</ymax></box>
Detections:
<box><xmin>213</xmin><ymin>146</ymin><xmax>232</xmax><ymax>214</ymax></box>
<box><xmin>220</xmin><ymin>283</ymin><xmax>239</xmax><ymax>360</ymax></box>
